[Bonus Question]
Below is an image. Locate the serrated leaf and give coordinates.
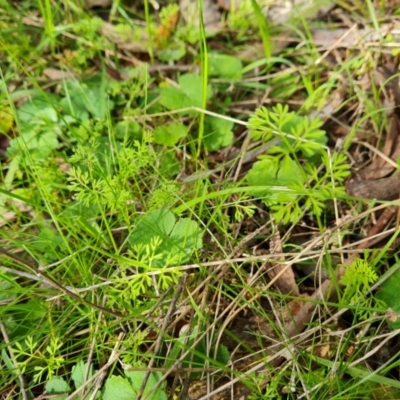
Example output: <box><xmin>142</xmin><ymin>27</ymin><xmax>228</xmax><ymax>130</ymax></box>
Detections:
<box><xmin>208</xmin><ymin>53</ymin><xmax>243</xmax><ymax>79</ymax></box>
<box><xmin>129</xmin><ymin>209</ymin><xmax>203</xmax><ymax>266</ymax></box>
<box><xmin>17</xmin><ymin>96</ymin><xmax>59</xmax><ymax>125</ymax></box>
<box><xmin>71</xmin><ymin>361</ymin><xmax>95</xmax><ymax>389</ymax></box>
<box><xmin>124</xmin><ymin>370</ymin><xmax>167</xmax><ymax>400</ymax></box>
<box><xmin>114</xmin><ymin>120</ymin><xmax>142</xmax><ymax>140</ymax></box>
<box><xmin>277</xmin><ymin>156</ymin><xmax>305</xmax><ymax>186</ymax></box>
<box><xmin>376</xmin><ymin>267</ymin><xmax>400</xmax><ymax>329</ymax></box>
<box><xmin>246</xmin><ymin>156</ymin><xmax>304</xmax><ymax>203</ymax></box>
<box><xmin>8</xmin><ymin>129</ymin><xmax>59</xmax><ymax>159</ymax></box>
<box><xmin>61</xmin><ymin>80</ymin><xmax>113</xmax><ymax>120</ymax></box>
<box><xmin>203</xmin><ymin>116</ymin><xmax>234</xmax><ymax>151</ymax></box>
<box><xmin>159</xmin><ymin>73</ymin><xmax>212</xmax><ymax>111</ymax></box>
<box><xmin>103</xmin><ymin>376</ymin><xmax>136</xmax><ymax>400</ymax></box>
<box><xmin>215</xmin><ymin>344</ymin><xmax>230</xmax><ymax>365</ymax></box>
<box><xmin>154</xmin><ymin>122</ymin><xmax>187</xmax><ymax>146</ymax></box>
<box><xmin>45</xmin><ymin>377</ymin><xmax>70</xmax><ymax>398</ymax></box>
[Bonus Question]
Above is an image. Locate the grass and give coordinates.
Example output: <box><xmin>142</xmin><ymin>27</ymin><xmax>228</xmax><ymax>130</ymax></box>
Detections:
<box><xmin>1</xmin><ymin>0</ymin><xmax>400</xmax><ymax>399</ymax></box>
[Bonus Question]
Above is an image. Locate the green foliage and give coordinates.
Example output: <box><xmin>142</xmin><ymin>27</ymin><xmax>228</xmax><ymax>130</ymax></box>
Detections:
<box><xmin>249</xmin><ymin>104</ymin><xmax>327</xmax><ymax>158</ymax></box>
<box><xmin>67</xmin><ymin>139</ymin><xmax>155</xmax><ymax>211</ymax></box>
<box><xmin>45</xmin><ymin>359</ymin><xmax>168</xmax><ymax>400</ymax></box>
<box><xmin>129</xmin><ymin>208</ymin><xmax>203</xmax><ymax>266</ymax></box>
<box><xmin>208</xmin><ymin>53</ymin><xmax>243</xmax><ymax>79</ymax></box>
<box><xmin>154</xmin><ymin>121</ymin><xmax>187</xmax><ymax>146</ymax></box>
<box><xmin>49</xmin><ymin>360</ymin><xmax>100</xmax><ymax>400</ymax></box>
<box><xmin>148</xmin><ymin>181</ymin><xmax>180</xmax><ymax>209</ymax></box>
<box><xmin>12</xmin><ymin>336</ymin><xmax>65</xmax><ymax>383</ymax></box>
<box><xmin>45</xmin><ymin>378</ymin><xmax>70</xmax><ymax>400</ymax></box>
<box><xmin>108</xmin><ymin>209</ymin><xmax>203</xmax><ymax>304</ymax></box>
<box><xmin>32</xmin><ymin>226</ymin><xmax>67</xmax><ymax>262</ymax></box>
<box><xmin>9</xmin><ymin>96</ymin><xmax>60</xmax><ymax>161</ymax></box>
<box><xmin>203</xmin><ymin>116</ymin><xmax>234</xmax><ymax>151</ymax></box>
<box><xmin>250</xmin><ymin>0</ymin><xmax>271</xmax><ymax>59</ymax></box>
<box><xmin>340</xmin><ymin>258</ymin><xmax>385</xmax><ymax>320</ymax></box>
<box><xmin>71</xmin><ymin>17</ymin><xmax>107</xmax><ymax>66</ymax></box>
<box><xmin>246</xmin><ymin>104</ymin><xmax>350</xmax><ymax>224</ymax></box>
<box><xmin>164</xmin><ymin>324</ymin><xmax>230</xmax><ymax>379</ymax></box>
<box><xmin>104</xmin><ymin>369</ymin><xmax>167</xmax><ymax>400</ymax></box>
<box><xmin>60</xmin><ymin>78</ymin><xmax>114</xmax><ymax>122</ymax></box>
<box><xmin>103</xmin><ymin>376</ymin><xmax>137</xmax><ymax>400</ymax></box>
<box><xmin>3</xmin><ymin>2</ymin><xmax>392</xmax><ymax>398</ymax></box>
<box><xmin>120</xmin><ymin>332</ymin><xmax>150</xmax><ymax>367</ymax></box>
<box><xmin>159</xmin><ymin>73</ymin><xmax>212</xmax><ymax>110</ymax></box>
<box><xmin>7</xmin><ymin>75</ymin><xmax>118</xmax><ymax>187</ymax></box>
<box><xmin>376</xmin><ymin>264</ymin><xmax>400</xmax><ymax>329</ymax></box>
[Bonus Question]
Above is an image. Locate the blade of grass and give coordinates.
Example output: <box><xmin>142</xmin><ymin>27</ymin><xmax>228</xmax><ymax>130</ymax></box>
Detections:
<box><xmin>250</xmin><ymin>0</ymin><xmax>272</xmax><ymax>59</ymax></box>
<box><xmin>197</xmin><ymin>0</ymin><xmax>207</xmax><ymax>158</ymax></box>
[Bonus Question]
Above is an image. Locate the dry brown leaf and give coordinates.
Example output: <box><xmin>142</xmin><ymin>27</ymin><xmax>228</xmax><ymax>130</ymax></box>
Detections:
<box><xmin>375</xmin><ymin>63</ymin><xmax>400</xmax><ymax>106</ymax></box>
<box><xmin>216</xmin><ymin>0</ymin><xmax>240</xmax><ymax>11</ymax></box>
<box><xmin>351</xmin><ymin>63</ymin><xmax>400</xmax><ymax>181</ymax></box>
<box><xmin>386</xmin><ymin>308</ymin><xmax>398</xmax><ymax>323</ymax></box>
<box><xmin>310</xmin><ymin>86</ymin><xmax>347</xmax><ymax>123</ymax></box>
<box><xmin>357</xmin><ymin>114</ymin><xmax>400</xmax><ymax>180</ymax></box>
<box><xmin>179</xmin><ymin>0</ymin><xmax>222</xmax><ymax>32</ymax></box>
<box><xmin>85</xmin><ymin>0</ymin><xmax>111</xmax><ymax>8</ymax></box>
<box><xmin>43</xmin><ymin>68</ymin><xmax>77</xmax><ymax>80</ymax></box>
<box><xmin>269</xmin><ymin>0</ymin><xmax>333</xmax><ymax>24</ymax></box>
<box><xmin>346</xmin><ymin>173</ymin><xmax>400</xmax><ymax>200</ymax></box>
<box><xmin>267</xmin><ymin>230</ymin><xmax>300</xmax><ymax>296</ymax></box>
<box><xmin>312</xmin><ymin>24</ymin><xmax>394</xmax><ymax>47</ymax></box>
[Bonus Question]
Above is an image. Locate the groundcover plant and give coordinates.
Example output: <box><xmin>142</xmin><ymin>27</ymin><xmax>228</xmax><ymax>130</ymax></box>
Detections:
<box><xmin>1</xmin><ymin>1</ymin><xmax>400</xmax><ymax>399</ymax></box>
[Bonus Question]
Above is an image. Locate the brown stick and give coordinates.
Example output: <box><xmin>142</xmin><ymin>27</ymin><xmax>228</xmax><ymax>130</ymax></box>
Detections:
<box><xmin>346</xmin><ymin>173</ymin><xmax>400</xmax><ymax>200</ymax></box>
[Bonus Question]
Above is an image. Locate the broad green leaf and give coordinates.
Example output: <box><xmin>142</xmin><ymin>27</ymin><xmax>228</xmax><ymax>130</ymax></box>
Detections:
<box><xmin>129</xmin><ymin>209</ymin><xmax>203</xmax><ymax>266</ymax></box>
<box><xmin>203</xmin><ymin>116</ymin><xmax>234</xmax><ymax>151</ymax></box>
<box><xmin>159</xmin><ymin>152</ymin><xmax>180</xmax><ymax>178</ymax></box>
<box><xmin>158</xmin><ymin>86</ymin><xmax>190</xmax><ymax>110</ymax></box>
<box><xmin>208</xmin><ymin>53</ymin><xmax>243</xmax><ymax>79</ymax></box>
<box><xmin>154</xmin><ymin>122</ymin><xmax>187</xmax><ymax>146</ymax></box>
<box><xmin>246</xmin><ymin>156</ymin><xmax>304</xmax><ymax>203</ymax></box>
<box><xmin>215</xmin><ymin>344</ymin><xmax>230</xmax><ymax>366</ymax></box>
<box><xmin>45</xmin><ymin>377</ymin><xmax>70</xmax><ymax>399</ymax></box>
<box><xmin>376</xmin><ymin>266</ymin><xmax>400</xmax><ymax>329</ymax></box>
<box><xmin>277</xmin><ymin>155</ymin><xmax>305</xmax><ymax>187</ymax></box>
<box><xmin>71</xmin><ymin>361</ymin><xmax>95</xmax><ymax>389</ymax></box>
<box><xmin>114</xmin><ymin>120</ymin><xmax>142</xmax><ymax>140</ymax></box>
<box><xmin>158</xmin><ymin>44</ymin><xmax>186</xmax><ymax>62</ymax></box>
<box><xmin>82</xmin><ymin>87</ymin><xmax>113</xmax><ymax>120</ymax></box>
<box><xmin>125</xmin><ymin>370</ymin><xmax>168</xmax><ymax>400</ymax></box>
<box><xmin>159</xmin><ymin>73</ymin><xmax>212</xmax><ymax>110</ymax></box>
<box><xmin>59</xmin><ymin>96</ymin><xmax>89</xmax><ymax>121</ymax></box>
<box><xmin>178</xmin><ymin>74</ymin><xmax>211</xmax><ymax>104</ymax></box>
<box><xmin>8</xmin><ymin>129</ymin><xmax>58</xmax><ymax>159</ymax></box>
<box><xmin>103</xmin><ymin>376</ymin><xmax>136</xmax><ymax>400</ymax></box>
<box><xmin>61</xmin><ymin>80</ymin><xmax>113</xmax><ymax>120</ymax></box>
<box><xmin>17</xmin><ymin>96</ymin><xmax>59</xmax><ymax>125</ymax></box>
